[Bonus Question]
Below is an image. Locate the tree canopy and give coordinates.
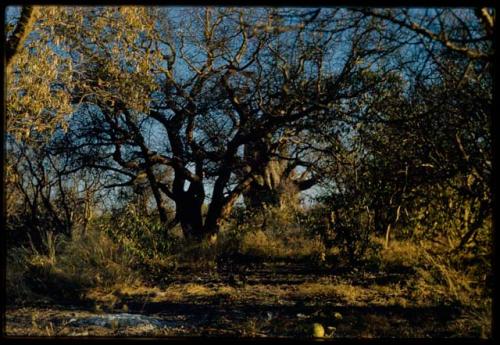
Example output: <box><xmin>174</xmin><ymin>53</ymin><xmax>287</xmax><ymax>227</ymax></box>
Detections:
<box><xmin>5</xmin><ymin>6</ymin><xmax>493</xmax><ymax>251</ymax></box>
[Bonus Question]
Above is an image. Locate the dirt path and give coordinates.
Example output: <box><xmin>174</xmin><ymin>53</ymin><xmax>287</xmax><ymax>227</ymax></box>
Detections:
<box><xmin>5</xmin><ymin>262</ymin><xmax>475</xmax><ymax>338</ymax></box>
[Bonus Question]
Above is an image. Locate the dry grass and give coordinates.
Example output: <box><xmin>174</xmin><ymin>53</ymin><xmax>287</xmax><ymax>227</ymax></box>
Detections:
<box><xmin>375</xmin><ymin>237</ymin><xmax>489</xmax><ymax>309</ymax></box>
<box><xmin>239</xmin><ymin>229</ymin><xmax>326</xmax><ymax>262</ymax></box>
<box><xmin>411</xmin><ymin>252</ymin><xmax>480</xmax><ymax>306</ymax></box>
<box><xmin>158</xmin><ymin>283</ymin><xmax>235</xmax><ymax>301</ymax></box>
<box><xmin>6</xmin><ymin>225</ymin><xmax>491</xmax><ymax>338</ymax></box>
<box><xmin>59</xmin><ymin>229</ymin><xmax>139</xmax><ymax>287</ymax></box>
<box><xmin>378</xmin><ymin>238</ymin><xmax>424</xmax><ymax>270</ymax></box>
<box><xmin>6</xmin><ymin>228</ymin><xmax>141</xmax><ymax>305</ymax></box>
<box><xmin>89</xmin><ymin>282</ymin><xmax>239</xmax><ymax>305</ymax></box>
<box><xmin>293</xmin><ymin>281</ymin><xmax>411</xmax><ymax>307</ymax></box>
<box><xmin>447</xmin><ymin>301</ymin><xmax>492</xmax><ymax>339</ymax></box>
<box><xmin>89</xmin><ymin>280</ymin><xmax>390</xmax><ymax>307</ymax></box>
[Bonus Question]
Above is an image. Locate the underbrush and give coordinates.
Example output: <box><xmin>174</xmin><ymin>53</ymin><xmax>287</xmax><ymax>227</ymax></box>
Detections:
<box><xmin>6</xmin><ymin>228</ymin><xmax>140</xmax><ymax>306</ymax></box>
<box><xmin>373</xmin><ymin>237</ymin><xmax>491</xmax><ymax>335</ymax></box>
<box><xmin>375</xmin><ymin>238</ymin><xmax>489</xmax><ymax>301</ymax></box>
<box><xmin>233</xmin><ymin>228</ymin><xmax>326</xmax><ymax>263</ymax></box>
<box><xmin>150</xmin><ymin>204</ymin><xmax>330</xmax><ymax>269</ymax></box>
<box><xmin>6</xmin><ymin>200</ymin><xmax>491</xmax><ymax>335</ymax></box>
<box><xmin>97</xmin><ymin>205</ymin><xmax>178</xmax><ymax>274</ymax></box>
<box><xmin>216</xmin><ymin>204</ymin><xmax>327</xmax><ymax>265</ymax></box>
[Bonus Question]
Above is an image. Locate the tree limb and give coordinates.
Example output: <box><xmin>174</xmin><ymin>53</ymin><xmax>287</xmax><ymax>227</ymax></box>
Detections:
<box><xmin>5</xmin><ymin>6</ymin><xmax>36</xmax><ymax>68</ymax></box>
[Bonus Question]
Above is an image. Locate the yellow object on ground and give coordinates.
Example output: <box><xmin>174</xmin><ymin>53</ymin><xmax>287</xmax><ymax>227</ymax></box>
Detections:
<box><xmin>312</xmin><ymin>323</ymin><xmax>325</xmax><ymax>338</ymax></box>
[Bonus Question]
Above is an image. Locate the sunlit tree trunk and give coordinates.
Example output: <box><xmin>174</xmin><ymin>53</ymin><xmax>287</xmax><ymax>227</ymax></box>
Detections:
<box><xmin>5</xmin><ymin>6</ymin><xmax>36</xmax><ymax>69</ymax></box>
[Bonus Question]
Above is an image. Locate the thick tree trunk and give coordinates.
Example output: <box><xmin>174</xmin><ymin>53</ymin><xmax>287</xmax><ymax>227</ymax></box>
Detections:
<box><xmin>243</xmin><ymin>167</ymin><xmax>313</xmax><ymax>210</ymax></box>
<box><xmin>242</xmin><ymin>149</ymin><xmax>296</xmax><ymax>209</ymax></box>
<box><xmin>175</xmin><ymin>195</ymin><xmax>204</xmax><ymax>240</ymax></box>
<box><xmin>173</xmin><ymin>176</ymin><xmax>242</xmax><ymax>243</ymax></box>
<box><xmin>174</xmin><ymin>197</ymin><xmax>227</xmax><ymax>243</ymax></box>
<box><xmin>244</xmin><ymin>181</ymin><xmax>281</xmax><ymax>208</ymax></box>
<box><xmin>242</xmin><ymin>138</ymin><xmax>316</xmax><ymax>210</ymax></box>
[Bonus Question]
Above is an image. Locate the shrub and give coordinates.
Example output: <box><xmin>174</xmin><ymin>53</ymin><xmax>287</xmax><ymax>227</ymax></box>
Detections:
<box><xmin>96</xmin><ymin>204</ymin><xmax>178</xmax><ymax>273</ymax></box>
<box><xmin>223</xmin><ymin>204</ymin><xmax>326</xmax><ymax>263</ymax></box>
<box><xmin>96</xmin><ymin>204</ymin><xmax>174</xmax><ymax>261</ymax></box>
<box><xmin>58</xmin><ymin>228</ymin><xmax>138</xmax><ymax>289</ymax></box>
<box><xmin>376</xmin><ymin>238</ymin><xmax>490</xmax><ymax>308</ymax></box>
<box><xmin>302</xmin><ymin>204</ymin><xmax>375</xmax><ymax>265</ymax></box>
<box><xmin>6</xmin><ymin>246</ymin><xmax>33</xmax><ymax>305</ymax></box>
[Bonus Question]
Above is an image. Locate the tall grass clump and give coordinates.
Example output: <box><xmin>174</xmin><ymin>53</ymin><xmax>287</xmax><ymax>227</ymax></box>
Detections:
<box><xmin>6</xmin><ymin>226</ymin><xmax>139</xmax><ymax>305</ymax></box>
<box><xmin>377</xmin><ymin>237</ymin><xmax>491</xmax><ymax>310</ymax></box>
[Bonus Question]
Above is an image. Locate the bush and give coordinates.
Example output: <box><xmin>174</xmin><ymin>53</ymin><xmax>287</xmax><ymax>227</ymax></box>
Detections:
<box><xmin>58</xmin><ymin>228</ymin><xmax>138</xmax><ymax>289</ymax></box>
<box><xmin>378</xmin><ymin>238</ymin><xmax>423</xmax><ymax>272</ymax></box>
<box><xmin>96</xmin><ymin>204</ymin><xmax>178</xmax><ymax>273</ymax></box>
<box><xmin>222</xmin><ymin>204</ymin><xmax>326</xmax><ymax>264</ymax></box>
<box><xmin>302</xmin><ymin>204</ymin><xmax>375</xmax><ymax>265</ymax></box>
<box><xmin>97</xmin><ymin>204</ymin><xmax>173</xmax><ymax>261</ymax></box>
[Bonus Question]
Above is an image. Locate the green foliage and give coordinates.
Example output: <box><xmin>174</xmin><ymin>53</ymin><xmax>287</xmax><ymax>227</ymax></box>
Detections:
<box><xmin>97</xmin><ymin>204</ymin><xmax>176</xmax><ymax>269</ymax></box>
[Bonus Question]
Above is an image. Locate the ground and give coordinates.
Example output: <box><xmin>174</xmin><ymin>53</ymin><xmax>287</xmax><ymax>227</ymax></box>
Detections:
<box><xmin>4</xmin><ymin>261</ymin><xmax>488</xmax><ymax>338</ymax></box>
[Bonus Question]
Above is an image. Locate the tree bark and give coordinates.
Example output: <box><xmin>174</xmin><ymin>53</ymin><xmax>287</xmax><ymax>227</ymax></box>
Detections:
<box><xmin>241</xmin><ymin>138</ymin><xmax>317</xmax><ymax>210</ymax></box>
<box><xmin>6</xmin><ymin>6</ymin><xmax>35</xmax><ymax>69</ymax></box>
<box><xmin>176</xmin><ymin>196</ymin><xmax>204</xmax><ymax>240</ymax></box>
<box><xmin>454</xmin><ymin>199</ymin><xmax>490</xmax><ymax>252</ymax></box>
<box><xmin>243</xmin><ymin>164</ymin><xmax>313</xmax><ymax>210</ymax></box>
